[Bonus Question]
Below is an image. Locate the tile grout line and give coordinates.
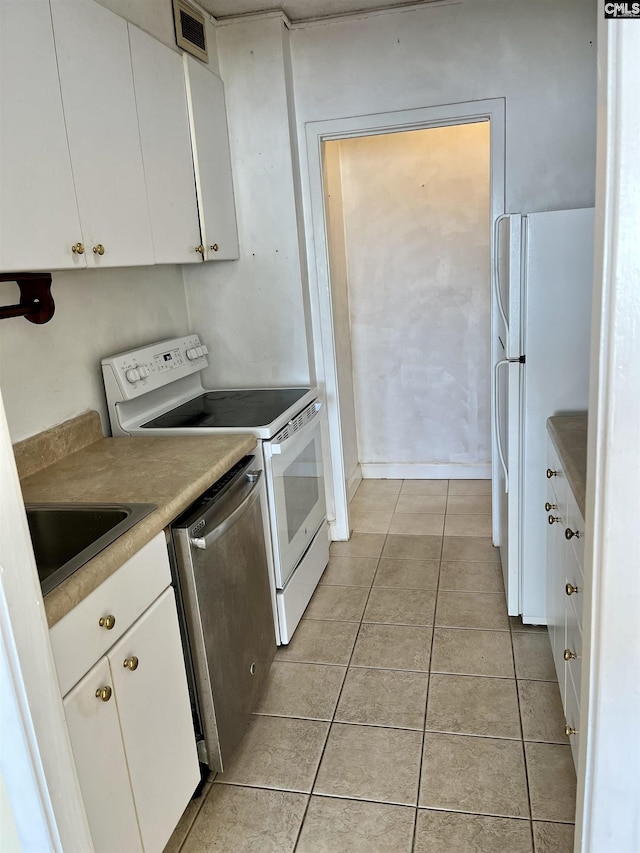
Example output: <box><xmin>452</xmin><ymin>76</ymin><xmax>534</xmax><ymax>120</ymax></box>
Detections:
<box><xmin>508</xmin><ymin>615</ymin><xmax>537</xmax><ymax>851</ymax></box>
<box><xmin>411</xmin><ymin>479</ymin><xmax>448</xmax><ymax>852</ymax></box>
<box><xmin>291</xmin><ymin>502</ymin><xmax>389</xmax><ymax>853</ymax></box>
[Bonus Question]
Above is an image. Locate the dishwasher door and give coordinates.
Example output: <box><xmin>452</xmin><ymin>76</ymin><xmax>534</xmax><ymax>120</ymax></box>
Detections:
<box><xmin>172</xmin><ymin>459</ymin><xmax>276</xmax><ymax>772</ymax></box>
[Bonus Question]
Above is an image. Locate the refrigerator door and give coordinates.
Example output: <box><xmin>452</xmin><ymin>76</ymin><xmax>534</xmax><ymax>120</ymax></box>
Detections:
<box><xmin>493</xmin><ymin>214</ymin><xmax>523</xmax><ymax>359</ymax></box>
<box><xmin>494</xmin><ymin>354</ymin><xmax>522</xmax><ymax>616</ymax></box>
<box><xmin>519</xmin><ymin>207</ymin><xmax>594</xmax><ymax>623</ymax></box>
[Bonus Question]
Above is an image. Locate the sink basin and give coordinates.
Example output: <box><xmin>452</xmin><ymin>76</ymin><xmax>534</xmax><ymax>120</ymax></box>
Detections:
<box><xmin>26</xmin><ymin>503</ymin><xmax>156</xmax><ymax>595</ymax></box>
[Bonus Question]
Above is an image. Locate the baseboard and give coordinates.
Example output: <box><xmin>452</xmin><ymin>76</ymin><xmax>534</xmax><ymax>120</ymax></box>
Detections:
<box><xmin>360</xmin><ymin>463</ymin><xmax>492</xmax><ymax>480</ymax></box>
<box><xmin>346</xmin><ymin>465</ymin><xmax>362</xmax><ymax>502</ymax></box>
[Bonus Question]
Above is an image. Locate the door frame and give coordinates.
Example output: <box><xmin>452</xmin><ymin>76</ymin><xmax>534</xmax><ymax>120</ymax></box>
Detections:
<box><xmin>575</xmin><ymin>16</ymin><xmax>640</xmax><ymax>852</ymax></box>
<box><xmin>0</xmin><ymin>388</ymin><xmax>93</xmax><ymax>851</ymax></box>
<box><xmin>301</xmin><ymin>99</ymin><xmax>505</xmax><ymax>539</ymax></box>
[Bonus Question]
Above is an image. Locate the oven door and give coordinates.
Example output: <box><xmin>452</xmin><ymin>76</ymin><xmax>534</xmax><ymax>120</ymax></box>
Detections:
<box><xmin>263</xmin><ymin>402</ymin><xmax>326</xmax><ymax>588</ymax></box>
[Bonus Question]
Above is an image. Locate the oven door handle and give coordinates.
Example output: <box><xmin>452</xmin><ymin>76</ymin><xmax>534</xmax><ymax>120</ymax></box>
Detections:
<box><xmin>270</xmin><ymin>402</ymin><xmax>322</xmax><ymax>455</ymax></box>
<box><xmin>190</xmin><ymin>470</ymin><xmax>262</xmax><ymax>550</ymax></box>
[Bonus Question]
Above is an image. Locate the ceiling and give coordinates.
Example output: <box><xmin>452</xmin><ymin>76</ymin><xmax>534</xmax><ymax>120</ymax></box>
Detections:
<box><xmin>201</xmin><ymin>0</ymin><xmax>445</xmax><ymax>24</ymax></box>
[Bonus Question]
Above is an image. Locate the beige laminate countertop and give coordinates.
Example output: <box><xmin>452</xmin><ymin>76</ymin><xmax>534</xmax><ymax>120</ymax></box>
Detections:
<box><xmin>547</xmin><ymin>414</ymin><xmax>588</xmax><ymax>517</ymax></box>
<box><xmin>20</xmin><ymin>433</ymin><xmax>256</xmax><ymax>627</ymax></box>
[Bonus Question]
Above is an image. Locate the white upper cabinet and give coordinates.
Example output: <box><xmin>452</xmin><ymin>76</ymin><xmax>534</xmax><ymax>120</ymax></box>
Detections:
<box><xmin>128</xmin><ymin>25</ymin><xmax>202</xmax><ymax>265</ymax></box>
<box><xmin>0</xmin><ymin>0</ymin><xmax>85</xmax><ymax>272</ymax></box>
<box><xmin>184</xmin><ymin>55</ymin><xmax>239</xmax><ymax>261</ymax></box>
<box><xmin>50</xmin><ymin>0</ymin><xmax>154</xmax><ymax>268</ymax></box>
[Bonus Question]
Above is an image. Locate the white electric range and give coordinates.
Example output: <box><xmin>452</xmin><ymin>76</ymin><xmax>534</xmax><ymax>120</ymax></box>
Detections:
<box><xmin>102</xmin><ymin>334</ymin><xmax>329</xmax><ymax>643</ymax></box>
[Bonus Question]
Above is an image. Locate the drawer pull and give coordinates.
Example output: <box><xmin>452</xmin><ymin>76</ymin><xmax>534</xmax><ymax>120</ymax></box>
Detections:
<box><xmin>98</xmin><ymin>614</ymin><xmax>116</xmax><ymax>630</ymax></box>
<box><xmin>92</xmin><ymin>244</ymin><xmax>105</xmax><ymax>256</ymax></box>
<box><xmin>123</xmin><ymin>656</ymin><xmax>139</xmax><ymax>671</ymax></box>
<box><xmin>548</xmin><ymin>515</ymin><xmax>562</xmax><ymax>525</ymax></box>
<box><xmin>565</xmin><ymin>724</ymin><xmax>577</xmax><ymax>737</ymax></box>
<box><xmin>545</xmin><ymin>502</ymin><xmax>558</xmax><ymax>511</ymax></box>
<box><xmin>195</xmin><ymin>245</ymin><xmax>205</xmax><ymax>254</ymax></box>
<box><xmin>546</xmin><ymin>468</ymin><xmax>558</xmax><ymax>478</ymax></box>
<box><xmin>95</xmin><ymin>686</ymin><xmax>112</xmax><ymax>702</ymax></box>
<box><xmin>565</xmin><ymin>582</ymin><xmax>580</xmax><ymax>596</ymax></box>
<box><xmin>565</xmin><ymin>527</ymin><xmax>580</xmax><ymax>540</ymax></box>
<box><xmin>209</xmin><ymin>243</ymin><xmax>219</xmax><ymax>252</ymax></box>
<box><xmin>71</xmin><ymin>242</ymin><xmax>85</xmax><ymax>254</ymax></box>
<box><xmin>564</xmin><ymin>648</ymin><xmax>577</xmax><ymax>661</ymax></box>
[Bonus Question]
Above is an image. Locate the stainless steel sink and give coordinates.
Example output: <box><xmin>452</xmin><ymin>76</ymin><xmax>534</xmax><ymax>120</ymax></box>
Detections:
<box><xmin>26</xmin><ymin>503</ymin><xmax>156</xmax><ymax>595</ymax></box>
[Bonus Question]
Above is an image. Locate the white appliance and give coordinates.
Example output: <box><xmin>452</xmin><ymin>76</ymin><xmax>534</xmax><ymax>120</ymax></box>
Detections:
<box><xmin>101</xmin><ymin>335</ymin><xmax>329</xmax><ymax>644</ymax></box>
<box><xmin>492</xmin><ymin>208</ymin><xmax>594</xmax><ymax>623</ymax></box>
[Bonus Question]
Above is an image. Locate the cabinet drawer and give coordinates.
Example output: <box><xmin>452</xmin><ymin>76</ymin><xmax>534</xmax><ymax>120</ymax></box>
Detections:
<box><xmin>50</xmin><ymin>533</ymin><xmax>170</xmax><ymax>695</ymax></box>
<box><xmin>546</xmin><ymin>440</ymin><xmax>566</xmax><ymax>508</ymax></box>
<box><xmin>565</xmin><ymin>670</ymin><xmax>581</xmax><ymax>772</ymax></box>
<box><xmin>564</xmin><ymin>545</ymin><xmax>584</xmax><ymax>632</ymax></box>
<box><xmin>565</xmin><ymin>488</ymin><xmax>585</xmax><ymax>570</ymax></box>
<box><xmin>565</xmin><ymin>597</ymin><xmax>583</xmax><ymax>702</ymax></box>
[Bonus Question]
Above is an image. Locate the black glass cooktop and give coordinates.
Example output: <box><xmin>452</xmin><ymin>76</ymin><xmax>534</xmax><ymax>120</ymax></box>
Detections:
<box><xmin>141</xmin><ymin>389</ymin><xmax>310</xmax><ymax>429</ymax></box>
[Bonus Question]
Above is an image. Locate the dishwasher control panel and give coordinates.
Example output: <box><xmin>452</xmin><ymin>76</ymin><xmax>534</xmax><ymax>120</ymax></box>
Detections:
<box><xmin>102</xmin><ymin>335</ymin><xmax>209</xmax><ymax>400</ymax></box>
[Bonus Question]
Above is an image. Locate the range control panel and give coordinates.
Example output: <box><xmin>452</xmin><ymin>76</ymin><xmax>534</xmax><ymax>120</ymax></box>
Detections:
<box><xmin>102</xmin><ymin>335</ymin><xmax>208</xmax><ymax>401</ymax></box>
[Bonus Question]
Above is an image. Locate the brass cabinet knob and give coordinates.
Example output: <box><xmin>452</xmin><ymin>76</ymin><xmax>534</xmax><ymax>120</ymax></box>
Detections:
<box><xmin>565</xmin><ymin>527</ymin><xmax>580</xmax><ymax>540</ymax></box>
<box><xmin>564</xmin><ymin>648</ymin><xmax>577</xmax><ymax>661</ymax></box>
<box><xmin>565</xmin><ymin>582</ymin><xmax>580</xmax><ymax>596</ymax></box>
<box><xmin>548</xmin><ymin>515</ymin><xmax>561</xmax><ymax>525</ymax></box>
<box><xmin>565</xmin><ymin>724</ymin><xmax>577</xmax><ymax>736</ymax></box>
<box><xmin>95</xmin><ymin>685</ymin><xmax>112</xmax><ymax>702</ymax></box>
<box><xmin>98</xmin><ymin>614</ymin><xmax>116</xmax><ymax>630</ymax></box>
<box><xmin>195</xmin><ymin>245</ymin><xmax>205</xmax><ymax>254</ymax></box>
<box><xmin>209</xmin><ymin>243</ymin><xmax>219</xmax><ymax>252</ymax></box>
<box><xmin>123</xmin><ymin>656</ymin><xmax>139</xmax><ymax>671</ymax></box>
<box><xmin>546</xmin><ymin>468</ymin><xmax>558</xmax><ymax>479</ymax></box>
<box><xmin>545</xmin><ymin>502</ymin><xmax>557</xmax><ymax>511</ymax></box>
<box><xmin>92</xmin><ymin>244</ymin><xmax>105</xmax><ymax>255</ymax></box>
<box><xmin>71</xmin><ymin>242</ymin><xmax>85</xmax><ymax>254</ymax></box>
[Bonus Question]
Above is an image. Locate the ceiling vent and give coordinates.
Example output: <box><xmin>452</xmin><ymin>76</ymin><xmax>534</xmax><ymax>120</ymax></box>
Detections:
<box><xmin>173</xmin><ymin>0</ymin><xmax>208</xmax><ymax>63</ymax></box>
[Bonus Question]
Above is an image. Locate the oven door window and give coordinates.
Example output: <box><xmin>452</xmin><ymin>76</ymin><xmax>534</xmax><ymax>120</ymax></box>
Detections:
<box><xmin>283</xmin><ymin>440</ymin><xmax>320</xmax><ymax>544</ymax></box>
<box><xmin>268</xmin><ymin>419</ymin><xmax>326</xmax><ymax>588</ymax></box>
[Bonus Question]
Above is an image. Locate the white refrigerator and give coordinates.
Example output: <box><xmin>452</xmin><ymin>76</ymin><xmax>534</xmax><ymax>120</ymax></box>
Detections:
<box><xmin>492</xmin><ymin>207</ymin><xmax>594</xmax><ymax>623</ymax></box>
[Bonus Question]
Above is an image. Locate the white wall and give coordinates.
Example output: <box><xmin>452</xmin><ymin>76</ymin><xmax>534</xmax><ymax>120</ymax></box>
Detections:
<box><xmin>323</xmin><ymin>142</ymin><xmax>359</xmax><ymax>491</ymax></box>
<box><xmin>183</xmin><ymin>15</ymin><xmax>311</xmax><ymax>388</ymax></box>
<box><xmin>291</xmin><ymin>0</ymin><xmax>597</xmax><ymax>214</ymax></box>
<box><xmin>337</xmin><ymin>123</ymin><xmax>491</xmax><ymax>474</ymax></box>
<box><xmin>96</xmin><ymin>0</ymin><xmax>220</xmax><ymax>73</ymax></box>
<box><xmin>0</xmin><ymin>266</ymin><xmax>190</xmax><ymax>441</ymax></box>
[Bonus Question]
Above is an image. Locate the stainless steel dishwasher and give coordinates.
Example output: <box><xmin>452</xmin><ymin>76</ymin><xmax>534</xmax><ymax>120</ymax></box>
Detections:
<box><xmin>170</xmin><ymin>455</ymin><xmax>276</xmax><ymax>773</ymax></box>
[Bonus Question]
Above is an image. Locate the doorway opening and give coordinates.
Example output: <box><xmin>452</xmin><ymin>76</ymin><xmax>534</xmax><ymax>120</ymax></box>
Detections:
<box><xmin>307</xmin><ymin>99</ymin><xmax>504</xmax><ymax>539</ymax></box>
<box><xmin>322</xmin><ymin>122</ymin><xmax>491</xmax><ymax>497</ymax></box>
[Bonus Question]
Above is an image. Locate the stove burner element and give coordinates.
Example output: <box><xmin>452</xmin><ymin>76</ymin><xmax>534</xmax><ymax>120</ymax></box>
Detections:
<box><xmin>141</xmin><ymin>388</ymin><xmax>310</xmax><ymax>430</ymax></box>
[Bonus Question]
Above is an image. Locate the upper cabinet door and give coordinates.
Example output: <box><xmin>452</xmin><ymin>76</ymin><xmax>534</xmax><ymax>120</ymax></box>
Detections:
<box><xmin>50</xmin><ymin>0</ymin><xmax>153</xmax><ymax>268</ymax></box>
<box><xmin>184</xmin><ymin>55</ymin><xmax>239</xmax><ymax>261</ymax></box>
<box><xmin>0</xmin><ymin>0</ymin><xmax>85</xmax><ymax>272</ymax></box>
<box><xmin>128</xmin><ymin>25</ymin><xmax>202</xmax><ymax>265</ymax></box>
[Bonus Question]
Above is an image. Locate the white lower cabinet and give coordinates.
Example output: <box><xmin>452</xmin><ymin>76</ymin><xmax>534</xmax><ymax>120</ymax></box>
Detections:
<box><xmin>107</xmin><ymin>590</ymin><xmax>199</xmax><ymax>852</ymax></box>
<box><xmin>64</xmin><ymin>657</ymin><xmax>143</xmax><ymax>853</ymax></box>
<box><xmin>57</xmin><ymin>537</ymin><xmax>199</xmax><ymax>852</ymax></box>
<box><xmin>546</xmin><ymin>435</ymin><xmax>585</xmax><ymax>770</ymax></box>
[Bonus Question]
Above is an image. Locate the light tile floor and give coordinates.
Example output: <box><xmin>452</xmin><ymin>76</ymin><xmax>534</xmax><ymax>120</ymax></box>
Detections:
<box><xmin>165</xmin><ymin>479</ymin><xmax>577</xmax><ymax>853</ymax></box>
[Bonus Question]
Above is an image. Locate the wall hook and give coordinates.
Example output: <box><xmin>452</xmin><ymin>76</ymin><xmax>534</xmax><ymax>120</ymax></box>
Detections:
<box><xmin>0</xmin><ymin>273</ymin><xmax>55</xmax><ymax>324</ymax></box>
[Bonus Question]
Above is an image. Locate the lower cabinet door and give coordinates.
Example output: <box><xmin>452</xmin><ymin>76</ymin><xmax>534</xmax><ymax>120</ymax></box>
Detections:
<box><xmin>63</xmin><ymin>658</ymin><xmax>143</xmax><ymax>853</ymax></box>
<box><xmin>108</xmin><ymin>588</ymin><xmax>200</xmax><ymax>852</ymax></box>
